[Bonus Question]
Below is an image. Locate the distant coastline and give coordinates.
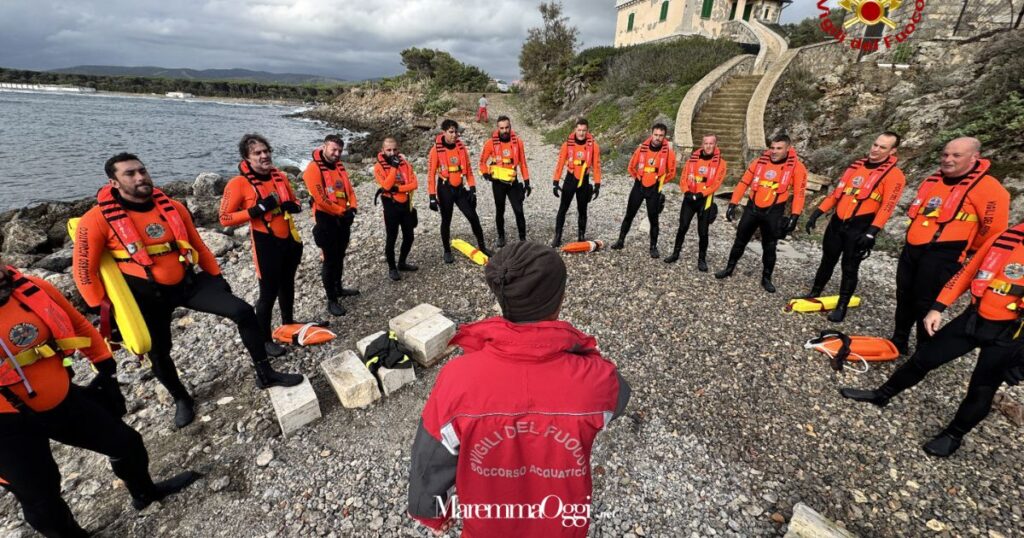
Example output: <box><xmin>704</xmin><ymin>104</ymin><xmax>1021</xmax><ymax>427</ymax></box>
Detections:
<box><xmin>0</xmin><ymin>84</ymin><xmax>308</xmax><ymax>106</ymax></box>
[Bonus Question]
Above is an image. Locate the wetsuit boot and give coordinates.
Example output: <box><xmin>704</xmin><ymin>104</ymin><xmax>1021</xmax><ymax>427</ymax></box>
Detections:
<box><xmin>650</xmin><ymin>244</ymin><xmax>660</xmax><ymax>259</ymax></box>
<box><xmin>578</xmin><ymin>230</ymin><xmax>586</xmax><ymax>242</ymax></box>
<box><xmin>714</xmin><ymin>262</ymin><xmax>736</xmax><ymax>279</ymax></box>
<box><xmin>130</xmin><ymin>471</ymin><xmax>202</xmax><ymax>510</ymax></box>
<box><xmin>496</xmin><ymin>234</ymin><xmax>506</xmax><ymax>248</ymax></box>
<box><xmin>442</xmin><ymin>250</ymin><xmax>454</xmax><ymax>264</ymax></box>
<box><xmin>254</xmin><ymin>360</ymin><xmax>303</xmax><ymax>389</ymax></box>
<box><xmin>922</xmin><ymin>430</ymin><xmax>963</xmax><ymax>457</ymax></box>
<box><xmin>551</xmin><ymin>227</ymin><xmax>563</xmax><ymax>249</ymax></box>
<box><xmin>264</xmin><ymin>341</ymin><xmax>286</xmax><ymax>357</ymax></box>
<box><xmin>610</xmin><ymin>234</ymin><xmax>625</xmax><ymax>250</ymax></box>
<box><xmin>327</xmin><ymin>299</ymin><xmax>346</xmax><ymax>317</ymax></box>
<box><xmin>173</xmin><ymin>396</ymin><xmax>195</xmax><ymax>429</ymax></box>
<box><xmin>827</xmin><ymin>297</ymin><xmax>850</xmax><ymax>323</ymax></box>
<box><xmin>388</xmin><ymin>268</ymin><xmax>401</xmax><ymax>281</ymax></box>
<box><xmin>336</xmin><ymin>272</ymin><xmax>359</xmax><ymax>297</ymax></box>
<box><xmin>839</xmin><ymin>383</ymin><xmax>898</xmax><ymax>407</ymax></box>
<box><xmin>761</xmin><ymin>273</ymin><xmax>776</xmax><ymax>293</ymax></box>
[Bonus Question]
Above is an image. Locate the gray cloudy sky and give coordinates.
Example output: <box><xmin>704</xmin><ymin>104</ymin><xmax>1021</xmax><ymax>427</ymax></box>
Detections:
<box><xmin>0</xmin><ymin>0</ymin><xmax>822</xmax><ymax>81</ymax></box>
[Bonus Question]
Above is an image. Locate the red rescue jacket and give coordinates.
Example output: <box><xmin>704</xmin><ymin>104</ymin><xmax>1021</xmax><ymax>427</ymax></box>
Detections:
<box><xmin>408</xmin><ymin>317</ymin><xmax>630</xmax><ymax>537</ymax></box>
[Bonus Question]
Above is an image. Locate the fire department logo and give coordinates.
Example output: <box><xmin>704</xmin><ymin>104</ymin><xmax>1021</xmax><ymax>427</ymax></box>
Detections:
<box><xmin>449</xmin><ymin>156</ymin><xmax>458</xmax><ymax>164</ymax></box>
<box><xmin>839</xmin><ymin>0</ymin><xmax>900</xmax><ymax>29</ymax></box>
<box><xmin>851</xmin><ymin>176</ymin><xmax>864</xmax><ymax>187</ymax></box>
<box><xmin>576</xmin><ymin>151</ymin><xmax>584</xmax><ymax>158</ymax></box>
<box><xmin>145</xmin><ymin>223</ymin><xmax>165</xmax><ymax>239</ymax></box>
<box><xmin>502</xmin><ymin>149</ymin><xmax>510</xmax><ymax>157</ymax></box>
<box><xmin>698</xmin><ymin>166</ymin><xmax>708</xmax><ymax>175</ymax></box>
<box><xmin>765</xmin><ymin>170</ymin><xmax>778</xmax><ymax>180</ymax></box>
<box><xmin>8</xmin><ymin>323</ymin><xmax>38</xmax><ymax>348</ymax></box>
<box><xmin>647</xmin><ymin>158</ymin><xmax>655</xmax><ymax>166</ymax></box>
<box><xmin>1004</xmin><ymin>263</ymin><xmax>1024</xmax><ymax>280</ymax></box>
<box><xmin>925</xmin><ymin>196</ymin><xmax>943</xmax><ymax>212</ymax></box>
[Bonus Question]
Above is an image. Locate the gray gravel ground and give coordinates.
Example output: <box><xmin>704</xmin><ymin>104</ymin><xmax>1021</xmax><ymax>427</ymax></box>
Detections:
<box><xmin>1</xmin><ymin>97</ymin><xmax>1022</xmax><ymax>537</ymax></box>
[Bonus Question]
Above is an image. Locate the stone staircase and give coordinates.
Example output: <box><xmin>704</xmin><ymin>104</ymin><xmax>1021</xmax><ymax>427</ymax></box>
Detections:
<box><xmin>690</xmin><ymin>74</ymin><xmax>762</xmax><ymax>179</ymax></box>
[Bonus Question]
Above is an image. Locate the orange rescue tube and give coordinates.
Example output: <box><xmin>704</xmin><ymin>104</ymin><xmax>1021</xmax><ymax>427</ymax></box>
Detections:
<box><xmin>561</xmin><ymin>240</ymin><xmax>605</xmax><ymax>253</ymax></box>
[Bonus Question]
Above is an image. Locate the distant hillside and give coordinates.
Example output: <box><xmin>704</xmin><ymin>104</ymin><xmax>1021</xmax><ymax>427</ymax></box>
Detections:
<box><xmin>49</xmin><ymin>65</ymin><xmax>343</xmax><ymax>84</ymax></box>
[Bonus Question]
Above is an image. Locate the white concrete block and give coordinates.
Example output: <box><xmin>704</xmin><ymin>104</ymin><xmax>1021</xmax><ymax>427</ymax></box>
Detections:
<box><xmin>784</xmin><ymin>503</ymin><xmax>857</xmax><ymax>538</ymax></box>
<box><xmin>320</xmin><ymin>350</ymin><xmax>381</xmax><ymax>408</ymax></box>
<box><xmin>267</xmin><ymin>376</ymin><xmax>320</xmax><ymax>438</ymax></box>
<box><xmin>389</xmin><ymin>303</ymin><xmax>443</xmax><ymax>340</ymax></box>
<box><xmin>403</xmin><ymin>314</ymin><xmax>456</xmax><ymax>367</ymax></box>
<box><xmin>378</xmin><ymin>366</ymin><xmax>416</xmax><ymax>396</ymax></box>
<box><xmin>356</xmin><ymin>331</ymin><xmax>386</xmax><ymax>358</ymax></box>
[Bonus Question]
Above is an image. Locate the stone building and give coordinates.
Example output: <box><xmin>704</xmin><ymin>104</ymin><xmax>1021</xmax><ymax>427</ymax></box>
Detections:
<box><xmin>614</xmin><ymin>0</ymin><xmax>791</xmax><ymax>46</ymax></box>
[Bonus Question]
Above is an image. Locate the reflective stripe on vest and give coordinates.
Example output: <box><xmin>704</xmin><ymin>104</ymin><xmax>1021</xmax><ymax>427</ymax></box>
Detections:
<box><xmin>971</xmin><ymin>224</ymin><xmax>1024</xmax><ymax>299</ymax></box>
<box><xmin>312</xmin><ymin>148</ymin><xmax>350</xmax><ymax>204</ymax></box>
<box><xmin>831</xmin><ymin>155</ymin><xmax>899</xmax><ymax>202</ymax></box>
<box><xmin>684</xmin><ymin>148</ymin><xmax>721</xmax><ymax>193</ymax></box>
<box><xmin>907</xmin><ymin>159</ymin><xmax>991</xmax><ymax>223</ymax></box>
<box><xmin>749</xmin><ymin>148</ymin><xmax>798</xmax><ymax>204</ymax></box>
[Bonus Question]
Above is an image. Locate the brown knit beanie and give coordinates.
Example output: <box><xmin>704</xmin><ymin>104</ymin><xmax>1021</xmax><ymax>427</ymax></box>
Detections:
<box><xmin>484</xmin><ymin>241</ymin><xmax>567</xmax><ymax>323</ymax></box>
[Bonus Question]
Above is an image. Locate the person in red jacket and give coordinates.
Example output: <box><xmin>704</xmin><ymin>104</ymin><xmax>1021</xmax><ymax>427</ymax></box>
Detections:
<box><xmin>715</xmin><ymin>134</ymin><xmax>808</xmax><ymax>293</ymax></box>
<box><xmin>375</xmin><ymin>137</ymin><xmax>419</xmax><ymax>282</ymax></box>
<box><xmin>551</xmin><ymin>118</ymin><xmax>602</xmax><ymax>248</ymax></box>
<box><xmin>611</xmin><ymin>123</ymin><xmax>677</xmax><ymax>258</ymax></box>
<box><xmin>803</xmin><ymin>131</ymin><xmax>907</xmax><ymax>322</ymax></box>
<box><xmin>664</xmin><ymin>134</ymin><xmax>728</xmax><ymax>270</ymax></box>
<box><xmin>428</xmin><ymin>119</ymin><xmax>490</xmax><ymax>264</ymax></box>
<box><xmin>841</xmin><ymin>222</ymin><xmax>1024</xmax><ymax>457</ymax></box>
<box><xmin>408</xmin><ymin>241</ymin><xmax>631</xmax><ymax>536</ymax></box>
<box><xmin>75</xmin><ymin>153</ymin><xmax>301</xmax><ymax>429</ymax></box>
<box><xmin>303</xmin><ymin>134</ymin><xmax>359</xmax><ymax>317</ymax></box>
<box><xmin>0</xmin><ymin>263</ymin><xmax>198</xmax><ymax>537</ymax></box>
<box><xmin>888</xmin><ymin>137</ymin><xmax>1010</xmax><ymax>354</ymax></box>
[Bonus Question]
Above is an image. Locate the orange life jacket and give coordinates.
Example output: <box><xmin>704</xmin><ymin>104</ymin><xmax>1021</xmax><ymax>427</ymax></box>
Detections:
<box><xmin>0</xmin><ymin>267</ymin><xmax>82</xmax><ymax>391</ymax></box>
<box><xmin>96</xmin><ymin>185</ymin><xmax>194</xmax><ymax>271</ymax></box>
<box><xmin>831</xmin><ymin>155</ymin><xmax>899</xmax><ymax>203</ymax></box>
<box><xmin>238</xmin><ymin>160</ymin><xmax>296</xmax><ymax>206</ymax></box>
<box><xmin>632</xmin><ymin>137</ymin><xmax>672</xmax><ymax>187</ymax></box>
<box><xmin>566</xmin><ymin>133</ymin><xmax>595</xmax><ymax>176</ymax></box>
<box><xmin>907</xmin><ymin>159</ymin><xmax>991</xmax><ymax>223</ymax></box>
<box><xmin>311</xmin><ymin>148</ymin><xmax>352</xmax><ymax>206</ymax></box>
<box><xmin>376</xmin><ymin>153</ymin><xmax>415</xmax><ymax>204</ymax></box>
<box><xmin>432</xmin><ymin>134</ymin><xmax>471</xmax><ymax>183</ymax></box>
<box><xmin>749</xmin><ymin>148</ymin><xmax>799</xmax><ymax>203</ymax></box>
<box><xmin>970</xmin><ymin>223</ymin><xmax>1024</xmax><ymax>306</ymax></box>
<box><xmin>489</xmin><ymin>130</ymin><xmax>521</xmax><ymax>168</ymax></box>
<box><xmin>684</xmin><ymin>148</ymin><xmax>722</xmax><ymax>193</ymax></box>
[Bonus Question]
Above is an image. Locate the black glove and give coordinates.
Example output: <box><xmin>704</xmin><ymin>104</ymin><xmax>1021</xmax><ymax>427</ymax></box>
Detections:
<box><xmin>552</xmin><ymin>182</ymin><xmax>561</xmax><ymax>198</ymax></box>
<box><xmin>429</xmin><ymin>195</ymin><xmax>438</xmax><ymax>212</ymax></box>
<box><xmin>280</xmin><ymin>201</ymin><xmax>301</xmax><ymax>214</ymax></box>
<box><xmin>468</xmin><ymin>186</ymin><xmax>477</xmax><ymax>206</ymax></box>
<box><xmin>523</xmin><ymin>180</ymin><xmax>532</xmax><ymax>197</ymax></box>
<box><xmin>483</xmin><ymin>174</ymin><xmax>494</xmax><ymax>182</ymax></box>
<box><xmin>785</xmin><ymin>215</ymin><xmax>800</xmax><ymax>234</ymax></box>
<box><xmin>389</xmin><ymin>184</ymin><xmax>400</xmax><ymax>193</ymax></box>
<box><xmin>247</xmin><ymin>195</ymin><xmax>279</xmax><ymax>219</ymax></box>
<box><xmin>855</xmin><ymin>227</ymin><xmax>880</xmax><ymax>251</ymax></box>
<box><xmin>592</xmin><ymin>184</ymin><xmax>601</xmax><ymax>200</ymax></box>
<box><xmin>725</xmin><ymin>203</ymin><xmax>738</xmax><ymax>222</ymax></box>
<box><xmin>349</xmin><ymin>207</ymin><xmax>358</xmax><ymax>217</ymax></box>
<box><xmin>88</xmin><ymin>359</ymin><xmax>127</xmax><ymax>418</ymax></box>
<box><xmin>805</xmin><ymin>209</ymin><xmax>823</xmax><ymax>234</ymax></box>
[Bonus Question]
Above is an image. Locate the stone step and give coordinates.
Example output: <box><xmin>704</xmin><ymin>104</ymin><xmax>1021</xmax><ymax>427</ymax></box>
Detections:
<box><xmin>694</xmin><ymin>114</ymin><xmax>747</xmax><ymax>122</ymax></box>
<box><xmin>321</xmin><ymin>350</ymin><xmax>381</xmax><ymax>409</ymax></box>
<box><xmin>404</xmin><ymin>314</ymin><xmax>457</xmax><ymax>367</ymax></box>
<box><xmin>389</xmin><ymin>304</ymin><xmax>443</xmax><ymax>341</ymax></box>
<box><xmin>378</xmin><ymin>366</ymin><xmax>417</xmax><ymax>397</ymax></box>
<box><xmin>267</xmin><ymin>376</ymin><xmax>321</xmax><ymax>438</ymax></box>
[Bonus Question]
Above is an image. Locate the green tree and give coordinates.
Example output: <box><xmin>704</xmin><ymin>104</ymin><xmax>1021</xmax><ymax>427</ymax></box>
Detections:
<box><xmin>519</xmin><ymin>1</ymin><xmax>579</xmax><ymax>110</ymax></box>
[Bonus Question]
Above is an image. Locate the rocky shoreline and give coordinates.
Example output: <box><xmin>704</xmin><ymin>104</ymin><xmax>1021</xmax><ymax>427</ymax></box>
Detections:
<box><xmin>1</xmin><ymin>95</ymin><xmax>1022</xmax><ymax>537</ymax></box>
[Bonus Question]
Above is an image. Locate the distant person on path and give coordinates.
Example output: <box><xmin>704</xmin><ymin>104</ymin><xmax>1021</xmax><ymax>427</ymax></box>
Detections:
<box><xmin>664</xmin><ymin>134</ymin><xmax>728</xmax><ymax>271</ymax></box>
<box><xmin>74</xmin><ymin>152</ymin><xmax>301</xmax><ymax>430</ymax></box>
<box><xmin>479</xmin><ymin>115</ymin><xmax>531</xmax><ymax>247</ymax></box>
<box><xmin>303</xmin><ymin>134</ymin><xmax>359</xmax><ymax>317</ymax></box>
<box><xmin>220</xmin><ymin>134</ymin><xmax>309</xmax><ymax>358</ymax></box>
<box><xmin>477</xmin><ymin>94</ymin><xmax>488</xmax><ymax>123</ymax></box>
<box><xmin>803</xmin><ymin>132</ymin><xmax>906</xmax><ymax>322</ymax></box>
<box><xmin>887</xmin><ymin>137</ymin><xmax>1009</xmax><ymax>355</ymax></box>
<box><xmin>407</xmin><ymin>241</ymin><xmax>631</xmax><ymax>536</ymax></box>
<box><xmin>841</xmin><ymin>221</ymin><xmax>1024</xmax><ymax>457</ymax></box>
<box><xmin>715</xmin><ymin>134</ymin><xmax>808</xmax><ymax>293</ymax></box>
<box><xmin>551</xmin><ymin>118</ymin><xmax>602</xmax><ymax>248</ymax></box>
<box><xmin>611</xmin><ymin>123</ymin><xmax>677</xmax><ymax>258</ymax></box>
<box><xmin>0</xmin><ymin>262</ymin><xmax>200</xmax><ymax>536</ymax></box>
<box><xmin>428</xmin><ymin>119</ymin><xmax>490</xmax><ymax>263</ymax></box>
<box><xmin>375</xmin><ymin>137</ymin><xmax>419</xmax><ymax>282</ymax></box>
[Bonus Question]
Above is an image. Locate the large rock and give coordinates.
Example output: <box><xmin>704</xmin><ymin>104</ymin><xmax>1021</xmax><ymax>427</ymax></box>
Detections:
<box><xmin>784</xmin><ymin>503</ymin><xmax>857</xmax><ymax>538</ymax></box>
<box><xmin>389</xmin><ymin>304</ymin><xmax>443</xmax><ymax>341</ymax></box>
<box><xmin>197</xmin><ymin>228</ymin><xmax>234</xmax><ymax>257</ymax></box>
<box><xmin>402</xmin><ymin>314</ymin><xmax>456</xmax><ymax>367</ymax></box>
<box><xmin>356</xmin><ymin>331</ymin><xmax>386</xmax><ymax>358</ymax></box>
<box><xmin>267</xmin><ymin>376</ymin><xmax>321</xmax><ymax>438</ymax></box>
<box><xmin>378</xmin><ymin>366</ymin><xmax>416</xmax><ymax>397</ymax></box>
<box><xmin>2</xmin><ymin>216</ymin><xmax>48</xmax><ymax>255</ymax></box>
<box><xmin>186</xmin><ymin>197</ymin><xmax>222</xmax><ymax>229</ymax></box>
<box><xmin>192</xmin><ymin>172</ymin><xmax>226</xmax><ymax>197</ymax></box>
<box><xmin>33</xmin><ymin>246</ymin><xmax>74</xmax><ymax>272</ymax></box>
<box><xmin>321</xmin><ymin>350</ymin><xmax>381</xmax><ymax>408</ymax></box>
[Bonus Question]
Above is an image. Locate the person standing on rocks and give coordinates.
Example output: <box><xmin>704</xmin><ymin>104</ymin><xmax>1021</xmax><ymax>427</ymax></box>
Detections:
<box><xmin>0</xmin><ymin>262</ymin><xmax>200</xmax><ymax>536</ymax></box>
<box><xmin>408</xmin><ymin>241</ymin><xmax>631</xmax><ymax>536</ymax></box>
<box><xmin>479</xmin><ymin>115</ymin><xmax>531</xmax><ymax>248</ymax></box>
<box><xmin>477</xmin><ymin>94</ymin><xmax>488</xmax><ymax>123</ymax></box>
<box><xmin>220</xmin><ymin>134</ymin><xmax>308</xmax><ymax>359</ymax></box>
<box><xmin>888</xmin><ymin>137</ymin><xmax>1009</xmax><ymax>355</ymax></box>
<box><xmin>715</xmin><ymin>134</ymin><xmax>808</xmax><ymax>293</ymax></box>
<box><xmin>611</xmin><ymin>123</ymin><xmax>677</xmax><ymax>258</ymax></box>
<box><xmin>803</xmin><ymin>132</ymin><xmax>907</xmax><ymax>322</ymax></box>
<box><xmin>664</xmin><ymin>134</ymin><xmax>728</xmax><ymax>270</ymax></box>
<box><xmin>427</xmin><ymin>119</ymin><xmax>490</xmax><ymax>263</ymax></box>
<box><xmin>74</xmin><ymin>152</ymin><xmax>301</xmax><ymax>430</ymax></box>
<box><xmin>375</xmin><ymin>137</ymin><xmax>419</xmax><ymax>281</ymax></box>
<box><xmin>551</xmin><ymin>118</ymin><xmax>602</xmax><ymax>248</ymax></box>
<box><xmin>841</xmin><ymin>221</ymin><xmax>1024</xmax><ymax>457</ymax></box>
<box><xmin>303</xmin><ymin>134</ymin><xmax>359</xmax><ymax>317</ymax></box>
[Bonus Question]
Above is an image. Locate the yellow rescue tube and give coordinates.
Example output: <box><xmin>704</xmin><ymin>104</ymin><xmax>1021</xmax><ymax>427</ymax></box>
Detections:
<box><xmin>451</xmin><ymin>239</ymin><xmax>488</xmax><ymax>265</ymax></box>
<box><xmin>490</xmin><ymin>166</ymin><xmax>516</xmax><ymax>182</ymax></box>
<box><xmin>67</xmin><ymin>218</ymin><xmax>151</xmax><ymax>355</ymax></box>
<box><xmin>784</xmin><ymin>295</ymin><xmax>862</xmax><ymax>313</ymax></box>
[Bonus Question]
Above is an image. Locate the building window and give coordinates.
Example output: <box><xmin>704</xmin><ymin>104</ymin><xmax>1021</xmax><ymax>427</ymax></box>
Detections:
<box><xmin>763</xmin><ymin>7</ymin><xmax>770</xmax><ymax>19</ymax></box>
<box><xmin>729</xmin><ymin>1</ymin><xmax>738</xmax><ymax>20</ymax></box>
<box><xmin>627</xmin><ymin>12</ymin><xmax>635</xmax><ymax>31</ymax></box>
<box><xmin>742</xmin><ymin>3</ymin><xmax>753</xmax><ymax>21</ymax></box>
<box><xmin>660</xmin><ymin>1</ymin><xmax>670</xmax><ymax>21</ymax></box>
<box><xmin>701</xmin><ymin>0</ymin><xmax>714</xmax><ymax>19</ymax></box>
